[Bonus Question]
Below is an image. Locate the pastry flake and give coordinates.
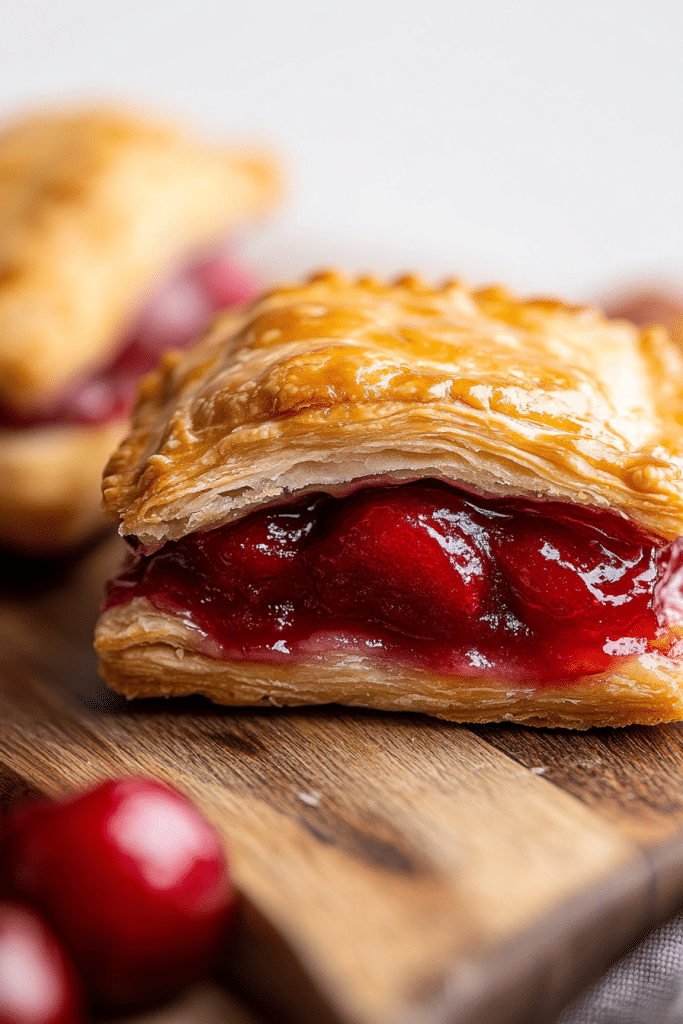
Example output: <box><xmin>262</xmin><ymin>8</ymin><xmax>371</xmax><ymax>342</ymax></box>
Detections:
<box><xmin>96</xmin><ymin>271</ymin><xmax>683</xmax><ymax>727</ymax></box>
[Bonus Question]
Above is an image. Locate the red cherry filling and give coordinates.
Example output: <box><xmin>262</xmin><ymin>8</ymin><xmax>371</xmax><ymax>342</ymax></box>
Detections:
<box><xmin>104</xmin><ymin>482</ymin><xmax>676</xmax><ymax>684</ymax></box>
<box><xmin>0</xmin><ymin>254</ymin><xmax>258</xmax><ymax>429</ymax></box>
<box><xmin>0</xmin><ymin>902</ymin><xmax>83</xmax><ymax>1024</ymax></box>
<box><xmin>0</xmin><ymin>779</ymin><xmax>235</xmax><ymax>1013</ymax></box>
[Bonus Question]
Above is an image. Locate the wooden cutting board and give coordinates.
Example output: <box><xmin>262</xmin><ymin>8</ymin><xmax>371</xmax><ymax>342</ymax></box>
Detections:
<box><xmin>3</xmin><ymin>534</ymin><xmax>683</xmax><ymax>1024</ymax></box>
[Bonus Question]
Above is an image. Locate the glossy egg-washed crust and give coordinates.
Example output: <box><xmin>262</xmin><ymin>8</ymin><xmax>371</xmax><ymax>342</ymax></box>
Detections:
<box><xmin>97</xmin><ymin>271</ymin><xmax>683</xmax><ymax>727</ymax></box>
<box><xmin>0</xmin><ymin>105</ymin><xmax>281</xmax><ymax>411</ymax></box>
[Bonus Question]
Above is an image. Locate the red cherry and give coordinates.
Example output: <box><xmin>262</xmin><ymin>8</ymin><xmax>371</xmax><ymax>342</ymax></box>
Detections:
<box><xmin>0</xmin><ymin>779</ymin><xmax>235</xmax><ymax>1013</ymax></box>
<box><xmin>491</xmin><ymin>517</ymin><xmax>656</xmax><ymax>633</ymax></box>
<box><xmin>308</xmin><ymin>486</ymin><xmax>492</xmax><ymax>639</ymax></box>
<box><xmin>0</xmin><ymin>902</ymin><xmax>83</xmax><ymax>1024</ymax></box>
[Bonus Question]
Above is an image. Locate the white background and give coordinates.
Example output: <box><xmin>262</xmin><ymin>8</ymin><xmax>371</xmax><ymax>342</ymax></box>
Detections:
<box><xmin>1</xmin><ymin>0</ymin><xmax>681</xmax><ymax>302</ymax></box>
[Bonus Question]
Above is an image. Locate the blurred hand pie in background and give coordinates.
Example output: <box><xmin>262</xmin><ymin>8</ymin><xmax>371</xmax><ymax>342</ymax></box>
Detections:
<box><xmin>0</xmin><ymin>103</ymin><xmax>282</xmax><ymax>555</ymax></box>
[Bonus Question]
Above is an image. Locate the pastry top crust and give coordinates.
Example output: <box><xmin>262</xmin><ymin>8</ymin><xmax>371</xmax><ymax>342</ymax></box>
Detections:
<box><xmin>101</xmin><ymin>270</ymin><xmax>683</xmax><ymax>549</ymax></box>
<box><xmin>0</xmin><ymin>105</ymin><xmax>281</xmax><ymax>410</ymax></box>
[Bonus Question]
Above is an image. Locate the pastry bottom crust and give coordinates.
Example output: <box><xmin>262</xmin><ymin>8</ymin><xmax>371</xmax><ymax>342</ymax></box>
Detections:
<box><xmin>95</xmin><ymin>599</ymin><xmax>683</xmax><ymax>729</ymax></box>
<box><xmin>0</xmin><ymin>419</ymin><xmax>127</xmax><ymax>554</ymax></box>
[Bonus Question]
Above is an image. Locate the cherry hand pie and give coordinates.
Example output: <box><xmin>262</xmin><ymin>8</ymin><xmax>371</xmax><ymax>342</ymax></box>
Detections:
<box><xmin>0</xmin><ymin>105</ymin><xmax>281</xmax><ymax>552</ymax></box>
<box><xmin>95</xmin><ymin>271</ymin><xmax>683</xmax><ymax>727</ymax></box>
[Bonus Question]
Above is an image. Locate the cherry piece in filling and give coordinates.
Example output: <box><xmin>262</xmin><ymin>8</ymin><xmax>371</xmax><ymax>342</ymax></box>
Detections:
<box><xmin>0</xmin><ymin>779</ymin><xmax>235</xmax><ymax>1013</ymax></box>
<box><xmin>308</xmin><ymin>487</ymin><xmax>492</xmax><ymax>639</ymax></box>
<box><xmin>0</xmin><ymin>901</ymin><xmax>83</xmax><ymax>1024</ymax></box>
<box><xmin>104</xmin><ymin>482</ymin><xmax>671</xmax><ymax>684</ymax></box>
<box><xmin>491</xmin><ymin>516</ymin><xmax>657</xmax><ymax>633</ymax></box>
<box><xmin>192</xmin><ymin>498</ymin><xmax>319</xmax><ymax>609</ymax></box>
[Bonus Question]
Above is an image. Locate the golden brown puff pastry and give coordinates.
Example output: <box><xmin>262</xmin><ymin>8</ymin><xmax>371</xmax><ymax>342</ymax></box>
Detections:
<box><xmin>95</xmin><ymin>271</ymin><xmax>683</xmax><ymax>728</ymax></box>
<box><xmin>0</xmin><ymin>104</ymin><xmax>281</xmax><ymax>552</ymax></box>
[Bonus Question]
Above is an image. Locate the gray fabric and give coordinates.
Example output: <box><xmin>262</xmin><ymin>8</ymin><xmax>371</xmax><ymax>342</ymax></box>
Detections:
<box><xmin>557</xmin><ymin>913</ymin><xmax>683</xmax><ymax>1024</ymax></box>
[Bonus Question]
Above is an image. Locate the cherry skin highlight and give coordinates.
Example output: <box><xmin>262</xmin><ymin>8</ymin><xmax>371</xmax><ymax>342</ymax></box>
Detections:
<box><xmin>0</xmin><ymin>779</ymin><xmax>235</xmax><ymax>1013</ymax></box>
<box><xmin>0</xmin><ymin>901</ymin><xmax>83</xmax><ymax>1024</ymax></box>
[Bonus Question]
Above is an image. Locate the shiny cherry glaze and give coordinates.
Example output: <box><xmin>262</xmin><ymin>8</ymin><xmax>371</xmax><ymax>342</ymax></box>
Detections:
<box><xmin>104</xmin><ymin>481</ymin><xmax>676</xmax><ymax>684</ymax></box>
<box><xmin>0</xmin><ymin>901</ymin><xmax>83</xmax><ymax>1024</ymax></box>
<box><xmin>0</xmin><ymin>256</ymin><xmax>258</xmax><ymax>429</ymax></box>
<box><xmin>0</xmin><ymin>779</ymin><xmax>235</xmax><ymax>1013</ymax></box>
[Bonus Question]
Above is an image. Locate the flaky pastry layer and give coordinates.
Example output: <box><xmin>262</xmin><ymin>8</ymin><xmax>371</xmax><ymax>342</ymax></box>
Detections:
<box><xmin>95</xmin><ymin>599</ymin><xmax>683</xmax><ymax>729</ymax></box>
<box><xmin>0</xmin><ymin>419</ymin><xmax>128</xmax><ymax>553</ymax></box>
<box><xmin>102</xmin><ymin>271</ymin><xmax>683</xmax><ymax>549</ymax></box>
<box><xmin>0</xmin><ymin>105</ymin><xmax>281</xmax><ymax>409</ymax></box>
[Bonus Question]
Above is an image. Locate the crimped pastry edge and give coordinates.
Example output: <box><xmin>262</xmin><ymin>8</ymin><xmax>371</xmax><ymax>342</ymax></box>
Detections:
<box><xmin>95</xmin><ymin>599</ymin><xmax>683</xmax><ymax>729</ymax></box>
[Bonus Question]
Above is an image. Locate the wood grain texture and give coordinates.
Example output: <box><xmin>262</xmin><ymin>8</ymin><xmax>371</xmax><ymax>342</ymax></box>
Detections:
<box><xmin>2</xmin><ymin>536</ymin><xmax>683</xmax><ymax>1024</ymax></box>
